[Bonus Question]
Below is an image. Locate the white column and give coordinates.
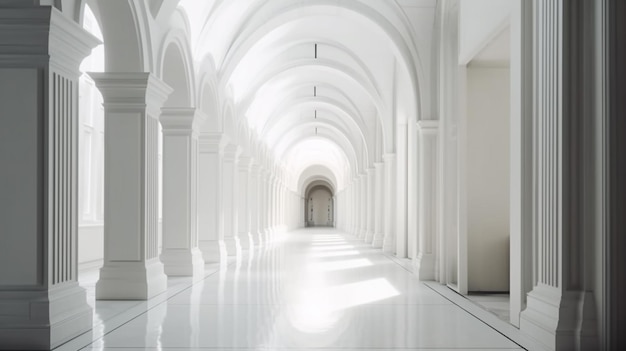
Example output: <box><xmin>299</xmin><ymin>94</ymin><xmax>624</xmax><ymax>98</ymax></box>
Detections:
<box><xmin>268</xmin><ymin>175</ymin><xmax>276</xmax><ymax>236</ymax></box>
<box><xmin>396</xmin><ymin>123</ymin><xmax>409</xmax><ymax>258</ymax></box>
<box><xmin>197</xmin><ymin>133</ymin><xmax>228</xmax><ymax>263</ymax></box>
<box><xmin>407</xmin><ymin>121</ymin><xmax>419</xmax><ymax>260</ymax></box>
<box><xmin>238</xmin><ymin>157</ymin><xmax>253</xmax><ymax>250</ymax></box>
<box><xmin>91</xmin><ymin>73</ymin><xmax>171</xmax><ymax>300</ymax></box>
<box><xmin>372</xmin><ymin>162</ymin><xmax>385</xmax><ymax>247</ymax></box>
<box><xmin>354</xmin><ymin>177</ymin><xmax>361</xmax><ymax>236</ymax></box>
<box><xmin>248</xmin><ymin>163</ymin><xmax>260</xmax><ymax>246</ymax></box>
<box><xmin>382</xmin><ymin>154</ymin><xmax>396</xmax><ymax>253</ymax></box>
<box><xmin>413</xmin><ymin>121</ymin><xmax>438</xmax><ymax>280</ymax></box>
<box><xmin>0</xmin><ymin>7</ymin><xmax>98</xmax><ymax>348</ymax></box>
<box><xmin>519</xmin><ymin>2</ymin><xmax>598</xmax><ymax>348</ymax></box>
<box><xmin>222</xmin><ymin>144</ymin><xmax>241</xmax><ymax>256</ymax></box>
<box><xmin>365</xmin><ymin>168</ymin><xmax>375</xmax><ymax>242</ymax></box>
<box><xmin>159</xmin><ymin>108</ymin><xmax>205</xmax><ymax>277</ymax></box>
<box><xmin>259</xmin><ymin>170</ymin><xmax>269</xmax><ymax>243</ymax></box>
<box><xmin>359</xmin><ymin>173</ymin><xmax>368</xmax><ymax>238</ymax></box>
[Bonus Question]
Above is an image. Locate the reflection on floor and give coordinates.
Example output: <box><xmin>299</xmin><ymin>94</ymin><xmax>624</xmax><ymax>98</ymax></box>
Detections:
<box><xmin>466</xmin><ymin>293</ymin><xmax>511</xmax><ymax>323</ymax></box>
<box><xmin>57</xmin><ymin>228</ymin><xmax>524</xmax><ymax>351</ymax></box>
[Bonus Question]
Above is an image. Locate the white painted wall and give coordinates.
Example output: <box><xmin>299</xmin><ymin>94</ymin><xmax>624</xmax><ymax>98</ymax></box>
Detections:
<box><xmin>459</xmin><ymin>0</ymin><xmax>515</xmax><ymax>64</ymax></box>
<box><xmin>466</xmin><ymin>66</ymin><xmax>510</xmax><ymax>292</ymax></box>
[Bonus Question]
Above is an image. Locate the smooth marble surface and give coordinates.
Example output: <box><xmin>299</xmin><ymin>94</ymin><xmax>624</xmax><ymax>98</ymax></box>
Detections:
<box><xmin>60</xmin><ymin>228</ymin><xmax>523</xmax><ymax>350</ymax></box>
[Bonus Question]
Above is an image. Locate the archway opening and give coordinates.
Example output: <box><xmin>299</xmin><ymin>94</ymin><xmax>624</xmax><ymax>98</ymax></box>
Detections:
<box><xmin>304</xmin><ymin>181</ymin><xmax>335</xmax><ymax>228</ymax></box>
<box><xmin>77</xmin><ymin>3</ymin><xmax>105</xmax><ymax>277</ymax></box>
<box><xmin>461</xmin><ymin>25</ymin><xmax>512</xmax><ymax>322</ymax></box>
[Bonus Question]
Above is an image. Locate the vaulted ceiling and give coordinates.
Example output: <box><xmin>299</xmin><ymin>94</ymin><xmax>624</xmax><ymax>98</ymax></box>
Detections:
<box><xmin>178</xmin><ymin>0</ymin><xmax>435</xmax><ymax>192</ymax></box>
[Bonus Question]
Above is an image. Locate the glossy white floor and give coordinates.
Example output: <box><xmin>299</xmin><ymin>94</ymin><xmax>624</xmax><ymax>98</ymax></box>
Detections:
<box><xmin>59</xmin><ymin>228</ymin><xmax>525</xmax><ymax>351</ymax></box>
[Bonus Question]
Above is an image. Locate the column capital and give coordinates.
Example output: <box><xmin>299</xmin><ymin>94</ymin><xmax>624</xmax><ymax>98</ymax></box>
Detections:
<box><xmin>374</xmin><ymin>162</ymin><xmax>384</xmax><ymax>169</ymax></box>
<box><xmin>366</xmin><ymin>167</ymin><xmax>375</xmax><ymax>175</ymax></box>
<box><xmin>89</xmin><ymin>72</ymin><xmax>173</xmax><ymax>117</ymax></box>
<box><xmin>238</xmin><ymin>156</ymin><xmax>254</xmax><ymax>171</ymax></box>
<box><xmin>160</xmin><ymin>107</ymin><xmax>206</xmax><ymax>135</ymax></box>
<box><xmin>382</xmin><ymin>153</ymin><xmax>396</xmax><ymax>162</ymax></box>
<box><xmin>223</xmin><ymin>143</ymin><xmax>242</xmax><ymax>162</ymax></box>
<box><xmin>0</xmin><ymin>7</ymin><xmax>100</xmax><ymax>72</ymax></box>
<box><xmin>198</xmin><ymin>132</ymin><xmax>229</xmax><ymax>154</ymax></box>
<box><xmin>416</xmin><ymin>120</ymin><xmax>439</xmax><ymax>133</ymax></box>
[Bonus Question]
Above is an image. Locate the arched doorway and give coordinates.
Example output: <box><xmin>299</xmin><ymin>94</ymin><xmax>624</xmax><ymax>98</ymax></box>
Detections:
<box><xmin>304</xmin><ymin>181</ymin><xmax>335</xmax><ymax>227</ymax></box>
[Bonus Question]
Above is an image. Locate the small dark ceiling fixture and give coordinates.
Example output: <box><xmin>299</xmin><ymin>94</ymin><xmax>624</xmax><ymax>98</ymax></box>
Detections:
<box><xmin>314</xmin><ymin>43</ymin><xmax>318</xmax><ymax>59</ymax></box>
<box><xmin>314</xmin><ymin>86</ymin><xmax>317</xmax><ymax>97</ymax></box>
<box><xmin>314</xmin><ymin>110</ymin><xmax>317</xmax><ymax>119</ymax></box>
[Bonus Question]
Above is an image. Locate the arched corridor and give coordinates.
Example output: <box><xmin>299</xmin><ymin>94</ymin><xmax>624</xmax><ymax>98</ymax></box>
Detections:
<box><xmin>0</xmin><ymin>1</ymin><xmax>625</xmax><ymax>350</ymax></box>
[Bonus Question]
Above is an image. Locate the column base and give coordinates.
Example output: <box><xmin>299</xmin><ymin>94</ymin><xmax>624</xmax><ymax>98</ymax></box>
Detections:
<box><xmin>382</xmin><ymin>234</ymin><xmax>395</xmax><ymax>254</ymax></box>
<box><xmin>249</xmin><ymin>231</ymin><xmax>260</xmax><ymax>246</ymax></box>
<box><xmin>160</xmin><ymin>248</ymin><xmax>205</xmax><ymax>277</ymax></box>
<box><xmin>412</xmin><ymin>252</ymin><xmax>435</xmax><ymax>280</ymax></box>
<box><xmin>372</xmin><ymin>233</ymin><xmax>384</xmax><ymax>248</ymax></box>
<box><xmin>239</xmin><ymin>232</ymin><xmax>252</xmax><ymax>250</ymax></box>
<box><xmin>0</xmin><ymin>283</ymin><xmax>92</xmax><ymax>350</ymax></box>
<box><xmin>199</xmin><ymin>240</ymin><xmax>227</xmax><ymax>263</ymax></box>
<box><xmin>520</xmin><ymin>285</ymin><xmax>598</xmax><ymax>351</ymax></box>
<box><xmin>364</xmin><ymin>231</ymin><xmax>374</xmax><ymax>243</ymax></box>
<box><xmin>263</xmin><ymin>229</ymin><xmax>271</xmax><ymax>244</ymax></box>
<box><xmin>96</xmin><ymin>259</ymin><xmax>167</xmax><ymax>300</ymax></box>
<box><xmin>224</xmin><ymin>236</ymin><xmax>241</xmax><ymax>256</ymax></box>
<box><xmin>257</xmin><ymin>230</ymin><xmax>266</xmax><ymax>246</ymax></box>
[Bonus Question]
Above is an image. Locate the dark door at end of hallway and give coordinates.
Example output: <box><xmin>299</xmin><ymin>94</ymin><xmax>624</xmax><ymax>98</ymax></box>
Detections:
<box><xmin>308</xmin><ymin>187</ymin><xmax>333</xmax><ymax>227</ymax></box>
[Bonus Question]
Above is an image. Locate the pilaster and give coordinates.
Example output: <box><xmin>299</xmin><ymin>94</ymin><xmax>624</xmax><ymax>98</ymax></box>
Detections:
<box><xmin>238</xmin><ymin>157</ymin><xmax>253</xmax><ymax>250</ymax></box>
<box><xmin>519</xmin><ymin>1</ymin><xmax>599</xmax><ymax>349</ymax></box>
<box><xmin>382</xmin><ymin>154</ymin><xmax>396</xmax><ymax>253</ymax></box>
<box><xmin>372</xmin><ymin>162</ymin><xmax>385</xmax><ymax>248</ymax></box>
<box><xmin>359</xmin><ymin>173</ymin><xmax>368</xmax><ymax>239</ymax></box>
<box><xmin>413</xmin><ymin>120</ymin><xmax>438</xmax><ymax>280</ymax></box>
<box><xmin>0</xmin><ymin>7</ymin><xmax>99</xmax><ymax>349</ymax></box>
<box><xmin>365</xmin><ymin>168</ymin><xmax>376</xmax><ymax>243</ymax></box>
<box><xmin>248</xmin><ymin>164</ymin><xmax>261</xmax><ymax>246</ymax></box>
<box><xmin>159</xmin><ymin>107</ymin><xmax>205</xmax><ymax>277</ymax></box>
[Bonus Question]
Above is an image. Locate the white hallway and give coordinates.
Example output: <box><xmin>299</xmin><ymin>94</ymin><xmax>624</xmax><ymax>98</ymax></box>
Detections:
<box><xmin>64</xmin><ymin>228</ymin><xmax>523</xmax><ymax>351</ymax></box>
<box><xmin>0</xmin><ymin>1</ymin><xmax>625</xmax><ymax>351</ymax></box>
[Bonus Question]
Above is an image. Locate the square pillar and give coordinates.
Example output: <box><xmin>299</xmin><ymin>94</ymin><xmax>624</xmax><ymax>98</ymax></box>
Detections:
<box><xmin>197</xmin><ymin>133</ymin><xmax>228</xmax><ymax>263</ymax></box>
<box><xmin>248</xmin><ymin>164</ymin><xmax>261</xmax><ymax>246</ymax></box>
<box><xmin>0</xmin><ymin>7</ymin><xmax>99</xmax><ymax>349</ymax></box>
<box><xmin>413</xmin><ymin>121</ymin><xmax>438</xmax><ymax>280</ymax></box>
<box><xmin>365</xmin><ymin>168</ymin><xmax>376</xmax><ymax>242</ymax></box>
<box><xmin>382</xmin><ymin>154</ymin><xmax>397</xmax><ymax>253</ymax></box>
<box><xmin>238</xmin><ymin>157</ymin><xmax>253</xmax><ymax>250</ymax></box>
<box><xmin>159</xmin><ymin>107</ymin><xmax>205</xmax><ymax>277</ymax></box>
<box><xmin>372</xmin><ymin>162</ymin><xmax>385</xmax><ymax>247</ymax></box>
<box><xmin>89</xmin><ymin>73</ymin><xmax>172</xmax><ymax>300</ymax></box>
<box><xmin>396</xmin><ymin>123</ymin><xmax>409</xmax><ymax>258</ymax></box>
<box><xmin>359</xmin><ymin>173</ymin><xmax>368</xmax><ymax>238</ymax></box>
<box><xmin>222</xmin><ymin>144</ymin><xmax>241</xmax><ymax>256</ymax></box>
